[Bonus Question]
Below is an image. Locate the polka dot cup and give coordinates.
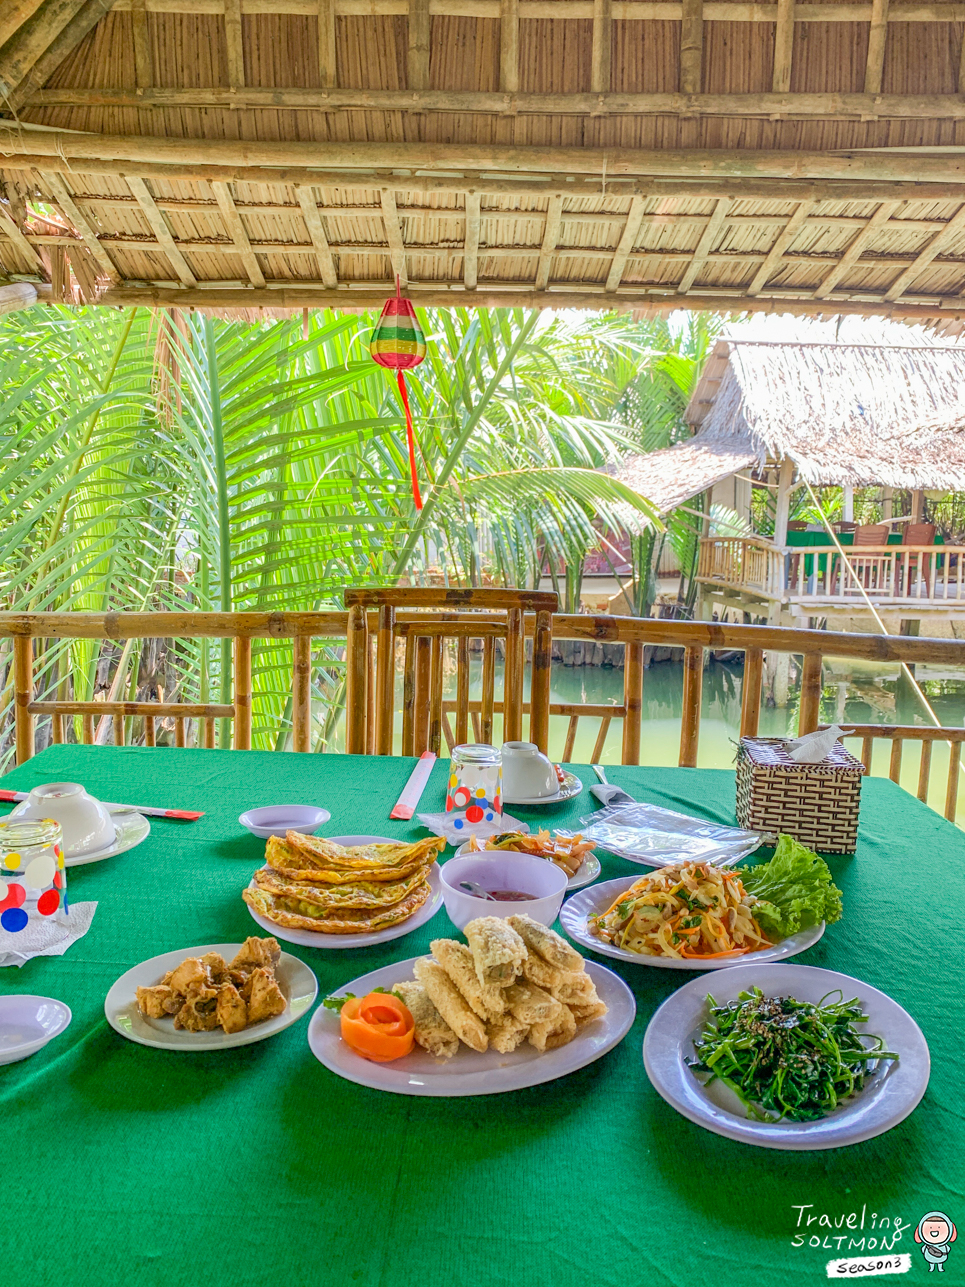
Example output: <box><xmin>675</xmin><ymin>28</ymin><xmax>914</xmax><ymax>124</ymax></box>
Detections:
<box><xmin>0</xmin><ymin>818</ymin><xmax>70</xmax><ymax>947</ymax></box>
<box><xmin>445</xmin><ymin>743</ymin><xmax>503</xmax><ymax>834</ymax></box>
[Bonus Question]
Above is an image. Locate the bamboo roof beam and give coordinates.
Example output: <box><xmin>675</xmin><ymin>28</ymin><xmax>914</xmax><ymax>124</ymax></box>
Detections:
<box><xmin>747</xmin><ymin>199</ymin><xmax>813</xmax><ymax>294</ymax></box>
<box><xmin>0</xmin><ymin>1</ymin><xmax>46</xmax><ymax>53</ymax></box>
<box><xmin>679</xmin><ymin>0</ymin><xmax>703</xmax><ymax>94</ymax></box>
<box><xmin>408</xmin><ymin>0</ymin><xmax>429</xmax><ymax>91</ymax></box>
<box><xmin>591</xmin><ymin>0</ymin><xmax>612</xmax><ymax>93</ymax></box>
<box><xmin>534</xmin><ymin>193</ymin><xmax>562</xmax><ymax>291</ymax></box>
<box><xmin>380</xmin><ymin>189</ymin><xmax>407</xmax><ymax>286</ymax></box>
<box><xmin>499</xmin><ymin>0</ymin><xmax>518</xmax><ymax>93</ymax></box>
<box><xmin>864</xmin><ymin>0</ymin><xmax>889</xmax><ymax>95</ymax></box>
<box><xmin>0</xmin><ymin>0</ymin><xmax>88</xmax><ymax>94</ymax></box>
<box><xmin>28</xmin><ymin>86</ymin><xmax>965</xmax><ymax>120</ymax></box>
<box><xmin>224</xmin><ymin>0</ymin><xmax>245</xmax><ymax>86</ymax></box>
<box><xmin>295</xmin><ymin>185</ymin><xmax>338</xmax><ymax>287</ymax></box>
<box><xmin>885</xmin><ymin>202</ymin><xmax>965</xmax><ymax>301</ymax></box>
<box><xmin>126</xmin><ymin>176</ymin><xmax>197</xmax><ymax>286</ymax></box>
<box><xmin>959</xmin><ymin>24</ymin><xmax>965</xmax><ymax>94</ymax></box>
<box><xmin>0</xmin><ymin>201</ymin><xmax>45</xmax><ymax>273</ymax></box>
<box><xmin>676</xmin><ymin>195</ymin><xmax>729</xmax><ymax>292</ymax></box>
<box><xmin>464</xmin><ymin>191</ymin><xmax>480</xmax><ymax>290</ymax></box>
<box><xmin>604</xmin><ymin>194</ymin><xmax>645</xmax><ymax>292</ymax></box>
<box><xmin>318</xmin><ymin>0</ymin><xmax>336</xmax><ymax>88</ymax></box>
<box><xmin>7</xmin><ymin>0</ymin><xmax>114</xmax><ymax>109</ymax></box>
<box><xmin>813</xmin><ymin>199</ymin><xmax>899</xmax><ymax>298</ymax></box>
<box><xmin>0</xmin><ymin>282</ymin><xmax>38</xmax><ymax>313</ymax></box>
<box><xmin>211</xmin><ymin>180</ymin><xmax>264</xmax><ymax>287</ymax></box>
<box><xmin>40</xmin><ymin>169</ymin><xmax>120</xmax><ymax>281</ymax></box>
<box><xmin>130</xmin><ymin>0</ymin><xmax>152</xmax><ymax>88</ymax></box>
<box><xmin>772</xmin><ymin>0</ymin><xmax>795</xmax><ymax>93</ymax></box>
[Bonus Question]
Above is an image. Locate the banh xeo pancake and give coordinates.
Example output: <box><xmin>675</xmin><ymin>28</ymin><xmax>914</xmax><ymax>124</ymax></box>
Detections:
<box><xmin>251</xmin><ymin>863</ymin><xmax>431</xmax><ymax>910</ymax></box>
<box><xmin>243</xmin><ymin>880</ymin><xmax>432</xmax><ymax>934</ymax></box>
<box><xmin>265</xmin><ymin>836</ymin><xmax>435</xmax><ymax>885</ymax></box>
<box><xmin>279</xmin><ymin>832</ymin><xmax>444</xmax><ymax>873</ymax></box>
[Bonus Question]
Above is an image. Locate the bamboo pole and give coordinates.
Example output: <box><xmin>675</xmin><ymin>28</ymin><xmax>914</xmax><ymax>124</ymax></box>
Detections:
<box><xmin>481</xmin><ymin>636</ymin><xmax>495</xmax><ymax>744</ymax></box>
<box><xmin>344</xmin><ymin>603</ymin><xmax>368</xmax><ymax>754</ymax></box>
<box><xmin>13</xmin><ymin>635</ymin><xmax>34</xmax><ymax>765</ymax></box>
<box><xmin>428</xmin><ymin>635</ymin><xmax>443</xmax><ymax>756</ymax></box>
<box><xmin>946</xmin><ymin>741</ymin><xmax>961</xmax><ymax>821</ymax></box>
<box><xmin>455</xmin><ymin>634</ymin><xmax>470</xmax><ymax>745</ymax></box>
<box><xmin>401</xmin><ymin>634</ymin><xmax>415</xmax><ymax>755</ymax></box>
<box><xmin>498</xmin><ymin>0</ymin><xmax>518</xmax><ymax>93</ymax></box>
<box><xmin>412</xmin><ymin>635</ymin><xmax>431</xmax><ymax>755</ymax></box>
<box><xmin>292</xmin><ymin>634</ymin><xmax>312</xmax><ymax>752</ymax></box>
<box><xmin>739</xmin><ymin>646</ymin><xmax>763</xmax><ymax>737</ymax></box>
<box><xmin>234</xmin><ymin>635</ymin><xmax>253</xmax><ymax>750</ymax></box>
<box><xmin>503</xmin><ymin>607</ymin><xmax>524</xmax><ymax>741</ymax></box>
<box><xmin>373</xmin><ymin>604</ymin><xmax>396</xmax><ymax>755</ymax></box>
<box><xmin>591</xmin><ymin>715</ymin><xmax>612</xmax><ymax>763</ymax></box>
<box><xmin>798</xmin><ymin>652</ymin><xmax>823</xmax><ymax>733</ymax></box>
<box><xmin>622</xmin><ymin>640</ymin><xmax>644</xmax><ymax>765</ymax></box>
<box><xmin>529</xmin><ymin>607</ymin><xmax>553</xmax><ymax>754</ymax></box>
<box><xmin>679</xmin><ymin>644</ymin><xmax>702</xmax><ymax>767</ymax></box>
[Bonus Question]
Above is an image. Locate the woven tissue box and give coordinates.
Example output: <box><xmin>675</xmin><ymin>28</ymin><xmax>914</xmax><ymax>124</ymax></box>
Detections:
<box><xmin>735</xmin><ymin>737</ymin><xmax>865</xmax><ymax>855</ymax></box>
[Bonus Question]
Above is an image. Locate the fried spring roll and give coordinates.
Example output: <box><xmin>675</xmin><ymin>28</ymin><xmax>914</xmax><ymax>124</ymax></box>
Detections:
<box><xmin>413</xmin><ymin>958</ymin><xmax>488</xmax><ymax>1053</ymax></box>
<box><xmin>464</xmin><ymin>916</ymin><xmax>526</xmax><ymax>987</ymax></box>
<box><xmin>528</xmin><ymin>1003</ymin><xmax>577</xmax><ymax>1052</ymax></box>
<box><xmin>568</xmin><ymin>998</ymin><xmax>608</xmax><ymax>1025</ymax></box>
<box><xmin>504</xmin><ymin>980</ymin><xmax>562</xmax><ymax>1025</ymax></box>
<box><xmin>486</xmin><ymin>1012</ymin><xmax>530</xmax><ymax>1054</ymax></box>
<box><xmin>507</xmin><ymin>914</ymin><xmax>584</xmax><ymax>973</ymax></box>
<box><xmin>393</xmin><ymin>980</ymin><xmax>459</xmax><ymax>1060</ymax></box>
<box><xmin>552</xmin><ymin>972</ymin><xmax>600</xmax><ymax>1007</ymax></box>
<box><xmin>430</xmin><ymin>938</ymin><xmax>507</xmax><ymax>1021</ymax></box>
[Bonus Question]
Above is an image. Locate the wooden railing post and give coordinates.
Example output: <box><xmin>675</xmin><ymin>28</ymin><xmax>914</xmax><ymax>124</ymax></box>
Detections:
<box><xmin>292</xmin><ymin>633</ymin><xmax>312</xmax><ymax>752</ymax></box>
<box><xmin>13</xmin><ymin>634</ymin><xmax>34</xmax><ymax>765</ymax></box>
<box><xmin>503</xmin><ymin>606</ymin><xmax>524</xmax><ymax>741</ymax></box>
<box><xmin>621</xmin><ymin>640</ymin><xmax>644</xmax><ymax>765</ymax></box>
<box><xmin>373</xmin><ymin>604</ymin><xmax>396</xmax><ymax>755</ymax></box>
<box><xmin>798</xmin><ymin>652</ymin><xmax>823</xmax><ymax>733</ymax></box>
<box><xmin>344</xmin><ymin>604</ymin><xmax>368</xmax><ymax>754</ymax></box>
<box><xmin>739</xmin><ymin>646</ymin><xmax>763</xmax><ymax>738</ymax></box>
<box><xmin>234</xmin><ymin>634</ymin><xmax>253</xmax><ymax>749</ymax></box>
<box><xmin>529</xmin><ymin>607</ymin><xmax>553</xmax><ymax>754</ymax></box>
<box><xmin>679</xmin><ymin>644</ymin><xmax>703</xmax><ymax>767</ymax></box>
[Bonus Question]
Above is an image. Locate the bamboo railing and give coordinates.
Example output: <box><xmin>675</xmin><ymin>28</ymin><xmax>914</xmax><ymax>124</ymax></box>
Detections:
<box><xmin>3</xmin><ymin>610</ymin><xmax>965</xmax><ymax>820</ymax></box>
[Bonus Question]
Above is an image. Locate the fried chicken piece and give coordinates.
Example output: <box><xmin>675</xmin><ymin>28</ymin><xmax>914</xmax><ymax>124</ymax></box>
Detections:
<box><xmin>136</xmin><ymin>984</ymin><xmax>179</xmax><ymax>1019</ymax></box>
<box><xmin>413</xmin><ymin>958</ymin><xmax>488</xmax><ymax>1053</ymax></box>
<box><xmin>504</xmin><ymin>981</ymin><xmax>562</xmax><ymax>1025</ymax></box>
<box><xmin>168</xmin><ymin>957</ymin><xmax>207</xmax><ymax>995</ymax></box>
<box><xmin>201</xmin><ymin>952</ymin><xmax>228</xmax><ymax>982</ymax></box>
<box><xmin>568</xmin><ymin>998</ymin><xmax>608</xmax><ymax>1026</ymax></box>
<box><xmin>507</xmin><ymin>914</ymin><xmax>584</xmax><ymax>973</ymax></box>
<box><xmin>229</xmin><ymin>936</ymin><xmax>281</xmax><ymax>972</ymax></box>
<box><xmin>173</xmin><ymin>982</ymin><xmax>221</xmax><ymax>1031</ymax></box>
<box><xmin>463</xmin><ymin>917</ymin><xmax>526</xmax><ymax>987</ymax></box>
<box><xmin>430</xmin><ymin>939</ymin><xmax>507</xmax><ymax>1021</ymax></box>
<box><xmin>159</xmin><ymin>970</ymin><xmax>174</xmax><ymax>987</ymax></box>
<box><xmin>216</xmin><ymin>982</ymin><xmax>248</xmax><ymax>1034</ymax></box>
<box><xmin>246</xmin><ymin>967</ymin><xmax>287</xmax><ymax>1024</ymax></box>
<box><xmin>528</xmin><ymin>1003</ymin><xmax>577</xmax><ymax>1052</ymax></box>
<box><xmin>393</xmin><ymin>981</ymin><xmax>459</xmax><ymax>1060</ymax></box>
<box><xmin>486</xmin><ymin>1012</ymin><xmax>529</xmax><ymax>1054</ymax></box>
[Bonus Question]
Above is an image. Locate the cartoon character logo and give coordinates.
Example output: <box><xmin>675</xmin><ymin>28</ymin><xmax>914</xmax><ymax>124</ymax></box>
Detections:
<box><xmin>915</xmin><ymin>1211</ymin><xmax>957</xmax><ymax>1272</ymax></box>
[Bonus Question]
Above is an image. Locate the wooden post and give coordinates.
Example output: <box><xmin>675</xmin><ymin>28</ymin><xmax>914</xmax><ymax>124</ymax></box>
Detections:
<box><xmin>621</xmin><ymin>640</ymin><xmax>644</xmax><ymax>765</ymax></box>
<box><xmin>233</xmin><ymin>634</ymin><xmax>252</xmax><ymax>749</ymax></box>
<box><xmin>344</xmin><ymin>603</ymin><xmax>368</xmax><ymax>754</ymax></box>
<box><xmin>529</xmin><ymin>607</ymin><xmax>553</xmax><ymax>754</ymax></box>
<box><xmin>882</xmin><ymin>486</ymin><xmax>894</xmax><ymax>521</ymax></box>
<box><xmin>292</xmin><ymin>633</ymin><xmax>312</xmax><ymax>752</ymax></box>
<box><xmin>910</xmin><ymin>489</ymin><xmax>924</xmax><ymax>523</ymax></box>
<box><xmin>401</xmin><ymin>634</ymin><xmax>415</xmax><ymax>755</ymax></box>
<box><xmin>373</xmin><ymin>604</ymin><xmax>395</xmax><ymax>755</ymax></box>
<box><xmin>503</xmin><ymin>607</ymin><xmax>524</xmax><ymax>741</ymax></box>
<box><xmin>428</xmin><ymin>635</ymin><xmax>443</xmax><ymax>755</ymax></box>
<box><xmin>679</xmin><ymin>644</ymin><xmax>703</xmax><ymax>767</ymax></box>
<box><xmin>318</xmin><ymin>0</ymin><xmax>337</xmax><ymax>89</ymax></box>
<box><xmin>945</xmin><ymin>741</ymin><xmax>961</xmax><ymax>822</ymax></box>
<box><xmin>798</xmin><ymin>652</ymin><xmax>823</xmax><ymax>733</ymax></box>
<box><xmin>773</xmin><ymin>456</ymin><xmax>794</xmax><ymax>548</ymax></box>
<box><xmin>13</xmin><ymin>635</ymin><xmax>33</xmax><ymax>764</ymax></box>
<box><xmin>455</xmin><ymin>634</ymin><xmax>470</xmax><ymax>746</ymax></box>
<box><xmin>843</xmin><ymin>484</ymin><xmax>854</xmax><ymax>523</ymax></box>
<box><xmin>591</xmin><ymin>0</ymin><xmax>612</xmax><ymax>94</ymax></box>
<box><xmin>679</xmin><ymin>0</ymin><xmax>703</xmax><ymax>94</ymax></box>
<box><xmin>917</xmin><ymin>738</ymin><xmax>932</xmax><ymax>802</ymax></box>
<box><xmin>498</xmin><ymin>0</ymin><xmax>518</xmax><ymax>93</ymax></box>
<box><xmin>481</xmin><ymin>636</ymin><xmax>495</xmax><ymax>744</ymax></box>
<box><xmin>739</xmin><ymin>646</ymin><xmax>763</xmax><ymax>738</ymax></box>
<box><xmin>412</xmin><ymin>635</ymin><xmax>431</xmax><ymax>755</ymax></box>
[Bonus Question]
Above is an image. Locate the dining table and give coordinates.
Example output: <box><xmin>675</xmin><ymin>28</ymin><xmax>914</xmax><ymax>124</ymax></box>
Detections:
<box><xmin>1</xmin><ymin>743</ymin><xmax>962</xmax><ymax>1287</ymax></box>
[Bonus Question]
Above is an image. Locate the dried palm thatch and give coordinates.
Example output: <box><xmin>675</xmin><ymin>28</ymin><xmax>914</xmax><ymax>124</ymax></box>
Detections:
<box><xmin>4</xmin><ymin>4</ymin><xmax>965</xmax><ymax>319</ymax></box>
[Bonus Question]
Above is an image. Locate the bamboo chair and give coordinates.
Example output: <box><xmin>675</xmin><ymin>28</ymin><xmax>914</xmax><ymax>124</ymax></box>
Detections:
<box><xmin>901</xmin><ymin>522</ymin><xmax>937</xmax><ymax>597</ymax></box>
<box><xmin>832</xmin><ymin>523</ymin><xmax>890</xmax><ymax>594</ymax></box>
<box><xmin>342</xmin><ymin>588</ymin><xmax>558</xmax><ymax>757</ymax></box>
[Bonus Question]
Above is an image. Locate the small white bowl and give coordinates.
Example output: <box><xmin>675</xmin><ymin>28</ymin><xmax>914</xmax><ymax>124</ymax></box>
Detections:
<box><xmin>239</xmin><ymin>805</ymin><xmax>331</xmax><ymax>840</ymax></box>
<box><xmin>11</xmin><ymin>782</ymin><xmax>114</xmax><ymax>857</ymax></box>
<box><xmin>0</xmin><ymin>995</ymin><xmax>72</xmax><ymax>1065</ymax></box>
<box><xmin>501</xmin><ymin>741</ymin><xmax>558</xmax><ymax>800</ymax></box>
<box><xmin>440</xmin><ymin>852</ymin><xmax>568</xmax><ymax>930</ymax></box>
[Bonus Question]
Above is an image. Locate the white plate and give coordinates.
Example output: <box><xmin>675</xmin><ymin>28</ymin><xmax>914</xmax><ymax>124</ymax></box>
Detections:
<box><xmin>503</xmin><ymin>770</ymin><xmax>584</xmax><ymax>807</ymax></box>
<box><xmin>643</xmin><ymin>963</ymin><xmax>930</xmax><ymax>1150</ymax></box>
<box><xmin>104</xmin><ymin>942</ymin><xmax>317</xmax><ymax>1051</ymax></box>
<box><xmin>453</xmin><ymin>840</ymin><xmax>601</xmax><ymax>891</ymax></box>
<box><xmin>245</xmin><ymin>834</ymin><xmax>444</xmax><ymax>949</ymax></box>
<box><xmin>0</xmin><ymin>994</ymin><xmax>72</xmax><ymax>1064</ymax></box>
<box><xmin>308</xmin><ymin>957</ymin><xmax>635</xmax><ymax>1096</ymax></box>
<box><xmin>560</xmin><ymin>876</ymin><xmax>824</xmax><ymax>968</ymax></box>
<box><xmin>8</xmin><ymin>805</ymin><xmax>151</xmax><ymax>867</ymax></box>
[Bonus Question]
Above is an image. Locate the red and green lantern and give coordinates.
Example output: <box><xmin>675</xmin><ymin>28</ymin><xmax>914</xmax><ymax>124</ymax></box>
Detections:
<box><xmin>370</xmin><ymin>280</ymin><xmax>427</xmax><ymax>510</ymax></box>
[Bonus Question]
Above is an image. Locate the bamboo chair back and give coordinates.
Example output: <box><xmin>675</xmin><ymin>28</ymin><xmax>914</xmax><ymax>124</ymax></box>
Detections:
<box><xmin>902</xmin><ymin>523</ymin><xmax>937</xmax><ymax>546</ymax></box>
<box><xmin>853</xmin><ymin>523</ymin><xmax>891</xmax><ymax>546</ymax></box>
<box><xmin>342</xmin><ymin>588</ymin><xmax>558</xmax><ymax>757</ymax></box>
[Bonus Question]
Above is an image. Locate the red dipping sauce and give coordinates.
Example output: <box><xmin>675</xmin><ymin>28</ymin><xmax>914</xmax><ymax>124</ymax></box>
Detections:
<box><xmin>485</xmin><ymin>889</ymin><xmax>535</xmax><ymax>902</ymax></box>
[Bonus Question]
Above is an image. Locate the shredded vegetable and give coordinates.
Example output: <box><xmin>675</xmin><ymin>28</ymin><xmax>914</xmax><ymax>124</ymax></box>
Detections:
<box><xmin>467</xmin><ymin>829</ymin><xmax>594</xmax><ymax>878</ymax></box>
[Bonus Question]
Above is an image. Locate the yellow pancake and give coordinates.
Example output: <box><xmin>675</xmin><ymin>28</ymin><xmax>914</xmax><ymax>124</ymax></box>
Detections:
<box><xmin>280</xmin><ymin>832</ymin><xmax>444</xmax><ymax>873</ymax></box>
<box><xmin>242</xmin><ymin>880</ymin><xmax>431</xmax><ymax>935</ymax></box>
<box><xmin>265</xmin><ymin>837</ymin><xmax>434</xmax><ymax>885</ymax></box>
<box><xmin>252</xmin><ymin>863</ymin><xmax>431</xmax><ymax>909</ymax></box>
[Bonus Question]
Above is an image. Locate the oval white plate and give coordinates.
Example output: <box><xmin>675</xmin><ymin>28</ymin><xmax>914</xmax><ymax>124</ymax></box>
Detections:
<box><xmin>643</xmin><ymin>962</ymin><xmax>930</xmax><ymax>1149</ymax></box>
<box><xmin>104</xmin><ymin>942</ymin><xmax>317</xmax><ymax>1051</ymax></box>
<box><xmin>8</xmin><ymin>804</ymin><xmax>152</xmax><ymax>868</ymax></box>
<box><xmin>560</xmin><ymin>875</ymin><xmax>824</xmax><ymax>969</ymax></box>
<box><xmin>309</xmin><ymin>956</ymin><xmax>635</xmax><ymax>1096</ymax></box>
<box><xmin>453</xmin><ymin>840</ymin><xmax>601</xmax><ymax>891</ymax></box>
<box><xmin>502</xmin><ymin>771</ymin><xmax>584</xmax><ymax>807</ymax></box>
<box><xmin>0</xmin><ymin>994</ymin><xmax>72</xmax><ymax>1065</ymax></box>
<box><xmin>245</xmin><ymin>834</ymin><xmax>444</xmax><ymax>949</ymax></box>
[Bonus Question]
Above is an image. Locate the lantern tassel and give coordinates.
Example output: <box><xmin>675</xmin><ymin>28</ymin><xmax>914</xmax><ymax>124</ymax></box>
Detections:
<box><xmin>396</xmin><ymin>369</ymin><xmax>423</xmax><ymax>511</ymax></box>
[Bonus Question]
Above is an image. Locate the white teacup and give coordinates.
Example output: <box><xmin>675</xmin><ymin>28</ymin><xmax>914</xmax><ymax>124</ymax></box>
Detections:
<box><xmin>501</xmin><ymin>741</ymin><xmax>557</xmax><ymax>800</ymax></box>
<box><xmin>13</xmin><ymin>783</ymin><xmax>115</xmax><ymax>858</ymax></box>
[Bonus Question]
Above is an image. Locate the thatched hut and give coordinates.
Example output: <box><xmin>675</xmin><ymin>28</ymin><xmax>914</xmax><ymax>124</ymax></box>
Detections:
<box><xmin>5</xmin><ymin>5</ymin><xmax>965</xmax><ymax>321</ymax></box>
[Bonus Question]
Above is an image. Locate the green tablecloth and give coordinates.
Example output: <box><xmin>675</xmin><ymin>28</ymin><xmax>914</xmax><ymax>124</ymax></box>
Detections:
<box><xmin>2</xmin><ymin>746</ymin><xmax>962</xmax><ymax>1287</ymax></box>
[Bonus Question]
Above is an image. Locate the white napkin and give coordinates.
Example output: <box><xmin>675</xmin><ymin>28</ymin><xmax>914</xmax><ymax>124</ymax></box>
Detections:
<box><xmin>783</xmin><ymin>725</ymin><xmax>853</xmax><ymax>764</ymax></box>
<box><xmin>417</xmin><ymin>812</ymin><xmax>530</xmax><ymax>847</ymax></box>
<box><xmin>0</xmin><ymin>901</ymin><xmax>98</xmax><ymax>968</ymax></box>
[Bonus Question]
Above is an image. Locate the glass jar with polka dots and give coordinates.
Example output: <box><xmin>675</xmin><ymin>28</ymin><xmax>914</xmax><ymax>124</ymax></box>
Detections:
<box><xmin>446</xmin><ymin>744</ymin><xmax>502</xmax><ymax>834</ymax></box>
<box><xmin>0</xmin><ymin>818</ymin><xmax>69</xmax><ymax>946</ymax></box>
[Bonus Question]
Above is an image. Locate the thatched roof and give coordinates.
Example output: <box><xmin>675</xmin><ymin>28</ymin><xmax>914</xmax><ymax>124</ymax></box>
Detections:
<box><xmin>660</xmin><ymin>338</ymin><xmax>965</xmax><ymax>493</ymax></box>
<box><xmin>5</xmin><ymin>4</ymin><xmax>965</xmax><ymax>319</ymax></box>
<box><xmin>615</xmin><ymin>433</ymin><xmax>757</xmax><ymax>515</ymax></box>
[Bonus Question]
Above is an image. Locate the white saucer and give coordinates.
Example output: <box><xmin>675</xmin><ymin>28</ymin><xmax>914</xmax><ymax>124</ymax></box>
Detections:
<box><xmin>0</xmin><ymin>994</ymin><xmax>72</xmax><ymax>1064</ymax></box>
<box><xmin>503</xmin><ymin>770</ymin><xmax>584</xmax><ymax>807</ymax></box>
<box><xmin>104</xmin><ymin>942</ymin><xmax>317</xmax><ymax>1051</ymax></box>
<box><xmin>7</xmin><ymin>807</ymin><xmax>151</xmax><ymax>867</ymax></box>
<box><xmin>453</xmin><ymin>840</ymin><xmax>601</xmax><ymax>890</ymax></box>
<box><xmin>245</xmin><ymin>834</ymin><xmax>444</xmax><ymax>949</ymax></box>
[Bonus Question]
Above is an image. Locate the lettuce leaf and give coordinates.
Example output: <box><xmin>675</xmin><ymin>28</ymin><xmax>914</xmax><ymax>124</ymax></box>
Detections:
<box><xmin>741</xmin><ymin>835</ymin><xmax>843</xmax><ymax>938</ymax></box>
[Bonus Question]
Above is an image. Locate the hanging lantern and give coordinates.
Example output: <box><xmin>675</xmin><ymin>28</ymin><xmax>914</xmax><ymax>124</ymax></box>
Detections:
<box><xmin>370</xmin><ymin>279</ymin><xmax>427</xmax><ymax>510</ymax></box>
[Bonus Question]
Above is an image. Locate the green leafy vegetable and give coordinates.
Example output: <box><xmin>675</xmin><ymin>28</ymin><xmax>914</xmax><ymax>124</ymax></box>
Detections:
<box><xmin>741</xmin><ymin>834</ymin><xmax>843</xmax><ymax>938</ymax></box>
<box><xmin>322</xmin><ymin>986</ymin><xmax>402</xmax><ymax>1013</ymax></box>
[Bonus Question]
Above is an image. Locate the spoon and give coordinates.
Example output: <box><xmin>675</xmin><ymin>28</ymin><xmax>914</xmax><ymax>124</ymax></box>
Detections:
<box><xmin>458</xmin><ymin>880</ymin><xmax>497</xmax><ymax>901</ymax></box>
